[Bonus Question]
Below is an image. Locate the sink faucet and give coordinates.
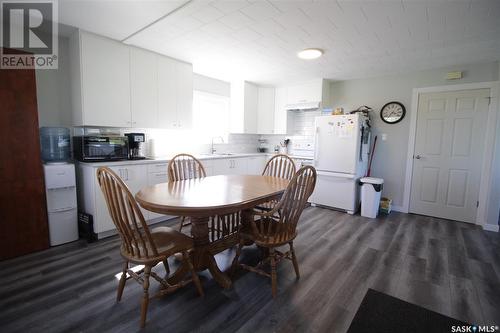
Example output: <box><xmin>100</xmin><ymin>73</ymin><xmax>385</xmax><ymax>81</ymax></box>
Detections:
<box><xmin>211</xmin><ymin>136</ymin><xmax>225</xmax><ymax>154</ymax></box>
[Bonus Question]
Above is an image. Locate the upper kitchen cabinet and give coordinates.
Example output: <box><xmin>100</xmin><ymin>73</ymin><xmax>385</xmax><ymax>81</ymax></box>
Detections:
<box><xmin>158</xmin><ymin>56</ymin><xmax>193</xmax><ymax>129</ymax></box>
<box><xmin>230</xmin><ymin>81</ymin><xmax>258</xmax><ymax>134</ymax></box>
<box><xmin>257</xmin><ymin>87</ymin><xmax>276</xmax><ymax>135</ymax></box>
<box><xmin>274</xmin><ymin>87</ymin><xmax>288</xmax><ymax>134</ymax></box>
<box><xmin>70</xmin><ymin>30</ymin><xmax>193</xmax><ymax>129</ymax></box>
<box><xmin>174</xmin><ymin>61</ymin><xmax>193</xmax><ymax>129</ymax></box>
<box><xmin>285</xmin><ymin>79</ymin><xmax>330</xmax><ymax>110</ymax></box>
<box><xmin>130</xmin><ymin>47</ymin><xmax>158</xmax><ymax>128</ymax></box>
<box><xmin>70</xmin><ymin>31</ymin><xmax>131</xmax><ymax>127</ymax></box>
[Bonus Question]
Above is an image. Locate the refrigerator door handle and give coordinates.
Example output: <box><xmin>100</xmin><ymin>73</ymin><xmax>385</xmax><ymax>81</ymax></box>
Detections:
<box><xmin>316</xmin><ymin>171</ymin><xmax>356</xmax><ymax>179</ymax></box>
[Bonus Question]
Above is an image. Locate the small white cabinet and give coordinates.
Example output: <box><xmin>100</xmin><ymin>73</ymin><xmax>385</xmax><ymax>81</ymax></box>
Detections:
<box><xmin>71</xmin><ymin>31</ymin><xmax>131</xmax><ymax>127</ymax></box>
<box><xmin>175</xmin><ymin>61</ymin><xmax>194</xmax><ymax>129</ymax></box>
<box><xmin>213</xmin><ymin>158</ymin><xmax>248</xmax><ymax>175</ymax></box>
<box><xmin>130</xmin><ymin>47</ymin><xmax>158</xmax><ymax>128</ymax></box>
<box><xmin>274</xmin><ymin>87</ymin><xmax>288</xmax><ymax>134</ymax></box>
<box><xmin>257</xmin><ymin>87</ymin><xmax>276</xmax><ymax>134</ymax></box>
<box><xmin>158</xmin><ymin>57</ymin><xmax>193</xmax><ymax>129</ymax></box>
<box><xmin>247</xmin><ymin>156</ymin><xmax>266</xmax><ymax>175</ymax></box>
<box><xmin>230</xmin><ymin>81</ymin><xmax>258</xmax><ymax>134</ymax></box>
<box><xmin>77</xmin><ymin>162</ymin><xmax>163</xmax><ymax>238</ymax></box>
<box><xmin>147</xmin><ymin>163</ymin><xmax>172</xmax><ymax>221</ymax></box>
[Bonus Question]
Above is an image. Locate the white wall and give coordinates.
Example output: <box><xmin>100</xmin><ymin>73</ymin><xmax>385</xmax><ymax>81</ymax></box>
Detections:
<box><xmin>330</xmin><ymin>61</ymin><xmax>499</xmax><ymax>225</ymax></box>
<box><xmin>36</xmin><ymin>35</ymin><xmax>72</xmax><ymax>127</ymax></box>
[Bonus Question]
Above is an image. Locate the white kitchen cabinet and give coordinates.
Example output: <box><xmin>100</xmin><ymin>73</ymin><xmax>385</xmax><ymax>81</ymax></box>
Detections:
<box><xmin>274</xmin><ymin>87</ymin><xmax>288</xmax><ymax>134</ymax></box>
<box><xmin>230</xmin><ymin>81</ymin><xmax>258</xmax><ymax>134</ymax></box>
<box><xmin>70</xmin><ymin>30</ymin><xmax>131</xmax><ymax>127</ymax></box>
<box><xmin>158</xmin><ymin>57</ymin><xmax>193</xmax><ymax>129</ymax></box>
<box><xmin>70</xmin><ymin>30</ymin><xmax>194</xmax><ymax>130</ymax></box>
<box><xmin>286</xmin><ymin>80</ymin><xmax>322</xmax><ymax>105</ymax></box>
<box><xmin>247</xmin><ymin>156</ymin><xmax>267</xmax><ymax>175</ymax></box>
<box><xmin>257</xmin><ymin>87</ymin><xmax>276</xmax><ymax>134</ymax></box>
<box><xmin>130</xmin><ymin>47</ymin><xmax>158</xmax><ymax>128</ymax></box>
<box><xmin>284</xmin><ymin>79</ymin><xmax>330</xmax><ymax>109</ymax></box>
<box><xmin>77</xmin><ymin>162</ymin><xmax>156</xmax><ymax>238</ymax></box>
<box><xmin>147</xmin><ymin>163</ymin><xmax>172</xmax><ymax>221</ymax></box>
<box><xmin>201</xmin><ymin>159</ymin><xmax>214</xmax><ymax>176</ymax></box>
<box><xmin>175</xmin><ymin>61</ymin><xmax>193</xmax><ymax>129</ymax></box>
<box><xmin>158</xmin><ymin>56</ymin><xmax>178</xmax><ymax>129</ymax></box>
<box><xmin>213</xmin><ymin>158</ymin><xmax>248</xmax><ymax>175</ymax></box>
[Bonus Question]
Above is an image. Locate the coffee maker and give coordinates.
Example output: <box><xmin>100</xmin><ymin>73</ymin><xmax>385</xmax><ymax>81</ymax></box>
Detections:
<box><xmin>125</xmin><ymin>133</ymin><xmax>146</xmax><ymax>160</ymax></box>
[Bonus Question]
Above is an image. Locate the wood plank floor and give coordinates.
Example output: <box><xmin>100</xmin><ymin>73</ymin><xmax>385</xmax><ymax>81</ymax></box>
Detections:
<box><xmin>1</xmin><ymin>208</ymin><xmax>499</xmax><ymax>332</ymax></box>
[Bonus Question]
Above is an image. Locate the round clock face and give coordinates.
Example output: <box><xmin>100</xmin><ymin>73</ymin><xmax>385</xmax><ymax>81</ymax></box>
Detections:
<box><xmin>380</xmin><ymin>102</ymin><xmax>406</xmax><ymax>124</ymax></box>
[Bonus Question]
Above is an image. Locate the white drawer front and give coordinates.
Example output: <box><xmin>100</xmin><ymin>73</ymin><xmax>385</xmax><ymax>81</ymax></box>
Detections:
<box><xmin>148</xmin><ymin>162</ymin><xmax>168</xmax><ymax>174</ymax></box>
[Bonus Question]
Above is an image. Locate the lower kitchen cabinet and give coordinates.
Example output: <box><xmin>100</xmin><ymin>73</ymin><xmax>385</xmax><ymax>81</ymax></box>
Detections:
<box><xmin>77</xmin><ymin>162</ymin><xmax>171</xmax><ymax>238</ymax></box>
<box><xmin>247</xmin><ymin>156</ymin><xmax>267</xmax><ymax>175</ymax></box>
<box><xmin>147</xmin><ymin>163</ymin><xmax>173</xmax><ymax>221</ymax></box>
<box><xmin>213</xmin><ymin>158</ymin><xmax>248</xmax><ymax>175</ymax></box>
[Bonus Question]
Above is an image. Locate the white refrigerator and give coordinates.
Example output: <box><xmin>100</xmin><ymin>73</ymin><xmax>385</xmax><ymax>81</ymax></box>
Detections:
<box><xmin>311</xmin><ymin>114</ymin><xmax>370</xmax><ymax>214</ymax></box>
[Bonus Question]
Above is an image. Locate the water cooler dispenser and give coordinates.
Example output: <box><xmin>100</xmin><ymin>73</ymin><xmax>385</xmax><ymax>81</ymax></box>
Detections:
<box><xmin>40</xmin><ymin>127</ymin><xmax>78</xmax><ymax>246</ymax></box>
<box><xmin>43</xmin><ymin>164</ymin><xmax>79</xmax><ymax>245</ymax></box>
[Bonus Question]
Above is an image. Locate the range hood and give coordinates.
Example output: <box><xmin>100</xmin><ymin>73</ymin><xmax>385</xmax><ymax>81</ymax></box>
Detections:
<box><xmin>285</xmin><ymin>101</ymin><xmax>321</xmax><ymax>111</ymax></box>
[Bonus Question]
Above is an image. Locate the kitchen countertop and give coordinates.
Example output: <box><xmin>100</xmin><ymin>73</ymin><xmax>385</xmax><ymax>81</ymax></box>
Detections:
<box><xmin>76</xmin><ymin>153</ymin><xmax>313</xmax><ymax>167</ymax></box>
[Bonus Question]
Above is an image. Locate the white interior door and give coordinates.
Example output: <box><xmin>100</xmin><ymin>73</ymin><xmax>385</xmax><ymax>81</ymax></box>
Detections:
<box><xmin>410</xmin><ymin>89</ymin><xmax>490</xmax><ymax>223</ymax></box>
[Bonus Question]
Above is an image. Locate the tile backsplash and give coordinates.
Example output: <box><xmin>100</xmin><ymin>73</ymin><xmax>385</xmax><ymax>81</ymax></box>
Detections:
<box><xmin>72</xmin><ymin>109</ymin><xmax>325</xmax><ymax>158</ymax></box>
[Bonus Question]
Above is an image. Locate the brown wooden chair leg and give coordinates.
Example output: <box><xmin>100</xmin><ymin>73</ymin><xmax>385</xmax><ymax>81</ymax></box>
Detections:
<box><xmin>289</xmin><ymin>241</ymin><xmax>300</xmax><ymax>279</ymax></box>
<box><xmin>183</xmin><ymin>251</ymin><xmax>204</xmax><ymax>297</ymax></box>
<box><xmin>270</xmin><ymin>248</ymin><xmax>277</xmax><ymax>298</ymax></box>
<box><xmin>230</xmin><ymin>239</ymin><xmax>244</xmax><ymax>277</ymax></box>
<box><xmin>163</xmin><ymin>259</ymin><xmax>170</xmax><ymax>276</ymax></box>
<box><xmin>117</xmin><ymin>261</ymin><xmax>128</xmax><ymax>302</ymax></box>
<box><xmin>140</xmin><ymin>265</ymin><xmax>151</xmax><ymax>328</ymax></box>
<box><xmin>179</xmin><ymin>216</ymin><xmax>186</xmax><ymax>232</ymax></box>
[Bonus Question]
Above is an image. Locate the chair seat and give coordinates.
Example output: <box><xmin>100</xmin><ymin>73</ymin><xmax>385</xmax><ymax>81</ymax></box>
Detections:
<box><xmin>123</xmin><ymin>226</ymin><xmax>193</xmax><ymax>263</ymax></box>
<box><xmin>240</xmin><ymin>218</ymin><xmax>297</xmax><ymax>247</ymax></box>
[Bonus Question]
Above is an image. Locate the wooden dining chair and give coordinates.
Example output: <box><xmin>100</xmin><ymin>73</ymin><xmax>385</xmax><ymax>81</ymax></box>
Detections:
<box><xmin>257</xmin><ymin>154</ymin><xmax>297</xmax><ymax>213</ymax></box>
<box><xmin>231</xmin><ymin>166</ymin><xmax>317</xmax><ymax>297</ymax></box>
<box><xmin>97</xmin><ymin>167</ymin><xmax>204</xmax><ymax>328</ymax></box>
<box><xmin>168</xmin><ymin>154</ymin><xmax>206</xmax><ymax>232</ymax></box>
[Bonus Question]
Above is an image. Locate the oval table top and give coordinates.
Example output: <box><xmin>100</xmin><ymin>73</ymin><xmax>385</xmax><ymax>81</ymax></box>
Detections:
<box><xmin>135</xmin><ymin>175</ymin><xmax>289</xmax><ymax>217</ymax></box>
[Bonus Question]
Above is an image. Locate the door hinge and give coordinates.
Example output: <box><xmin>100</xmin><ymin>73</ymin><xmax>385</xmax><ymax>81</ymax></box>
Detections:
<box><xmin>486</xmin><ymin>97</ymin><xmax>491</xmax><ymax>105</ymax></box>
<box><xmin>477</xmin><ymin>201</ymin><xmax>479</xmax><ymax>208</ymax></box>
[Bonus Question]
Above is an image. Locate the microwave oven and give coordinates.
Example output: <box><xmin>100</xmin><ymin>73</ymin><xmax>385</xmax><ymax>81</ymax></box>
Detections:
<box><xmin>73</xmin><ymin>136</ymin><xmax>128</xmax><ymax>162</ymax></box>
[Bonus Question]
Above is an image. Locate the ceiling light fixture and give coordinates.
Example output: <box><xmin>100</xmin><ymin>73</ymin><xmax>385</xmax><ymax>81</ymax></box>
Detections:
<box><xmin>297</xmin><ymin>48</ymin><xmax>323</xmax><ymax>60</ymax></box>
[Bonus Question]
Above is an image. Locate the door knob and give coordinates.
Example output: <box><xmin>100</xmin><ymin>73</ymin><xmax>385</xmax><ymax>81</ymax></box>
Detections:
<box><xmin>414</xmin><ymin>154</ymin><xmax>422</xmax><ymax>159</ymax></box>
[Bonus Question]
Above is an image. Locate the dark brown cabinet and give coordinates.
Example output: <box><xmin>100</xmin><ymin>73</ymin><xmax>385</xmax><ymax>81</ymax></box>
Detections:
<box><xmin>0</xmin><ymin>53</ymin><xmax>49</xmax><ymax>260</ymax></box>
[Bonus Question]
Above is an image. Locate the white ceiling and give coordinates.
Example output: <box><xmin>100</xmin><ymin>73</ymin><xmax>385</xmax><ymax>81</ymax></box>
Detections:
<box><xmin>59</xmin><ymin>0</ymin><xmax>500</xmax><ymax>85</ymax></box>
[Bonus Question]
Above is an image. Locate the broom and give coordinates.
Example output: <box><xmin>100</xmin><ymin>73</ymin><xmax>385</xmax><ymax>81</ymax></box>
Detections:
<box><xmin>367</xmin><ymin>135</ymin><xmax>377</xmax><ymax>177</ymax></box>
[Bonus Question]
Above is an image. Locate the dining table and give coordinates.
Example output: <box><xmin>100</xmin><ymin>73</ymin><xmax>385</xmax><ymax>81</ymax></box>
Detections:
<box><xmin>135</xmin><ymin>174</ymin><xmax>289</xmax><ymax>289</ymax></box>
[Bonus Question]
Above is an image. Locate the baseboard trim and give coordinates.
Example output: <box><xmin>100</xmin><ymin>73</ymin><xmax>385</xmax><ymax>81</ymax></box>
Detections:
<box><xmin>482</xmin><ymin>224</ymin><xmax>499</xmax><ymax>232</ymax></box>
<box><xmin>391</xmin><ymin>205</ymin><xmax>406</xmax><ymax>213</ymax></box>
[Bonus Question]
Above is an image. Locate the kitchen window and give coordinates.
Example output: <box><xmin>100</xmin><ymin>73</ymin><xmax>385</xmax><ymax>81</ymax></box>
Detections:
<box><xmin>193</xmin><ymin>90</ymin><xmax>230</xmax><ymax>143</ymax></box>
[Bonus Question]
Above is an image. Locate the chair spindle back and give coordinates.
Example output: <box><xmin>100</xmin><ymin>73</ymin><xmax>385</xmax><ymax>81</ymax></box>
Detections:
<box><xmin>262</xmin><ymin>154</ymin><xmax>296</xmax><ymax>180</ymax></box>
<box><xmin>168</xmin><ymin>154</ymin><xmax>206</xmax><ymax>181</ymax></box>
<box><xmin>97</xmin><ymin>167</ymin><xmax>158</xmax><ymax>259</ymax></box>
<box><xmin>256</xmin><ymin>166</ymin><xmax>317</xmax><ymax>244</ymax></box>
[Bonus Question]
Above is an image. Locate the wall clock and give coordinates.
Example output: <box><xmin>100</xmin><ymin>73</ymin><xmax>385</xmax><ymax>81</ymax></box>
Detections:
<box><xmin>380</xmin><ymin>101</ymin><xmax>406</xmax><ymax>124</ymax></box>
